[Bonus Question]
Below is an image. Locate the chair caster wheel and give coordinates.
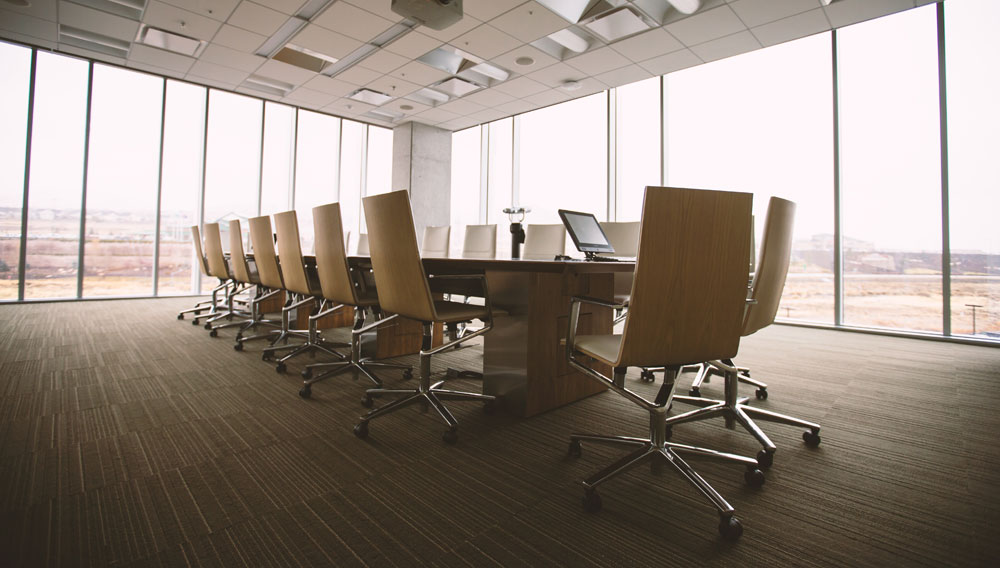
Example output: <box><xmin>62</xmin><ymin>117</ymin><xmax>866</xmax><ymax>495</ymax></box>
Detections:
<box><xmin>803</xmin><ymin>430</ymin><xmax>821</xmax><ymax>447</ymax></box>
<box><xmin>582</xmin><ymin>490</ymin><xmax>602</xmax><ymax>513</ymax></box>
<box><xmin>275</xmin><ymin>363</ymin><xmax>286</xmax><ymax>374</ymax></box>
<box><xmin>744</xmin><ymin>467</ymin><xmax>765</xmax><ymax>487</ymax></box>
<box><xmin>483</xmin><ymin>400</ymin><xmax>496</xmax><ymax>415</ymax></box>
<box><xmin>689</xmin><ymin>388</ymin><xmax>701</xmax><ymax>397</ymax></box>
<box><xmin>719</xmin><ymin>516</ymin><xmax>743</xmax><ymax>540</ymax></box>
<box><xmin>442</xmin><ymin>429</ymin><xmax>458</xmax><ymax>444</ymax></box>
<box><xmin>235</xmin><ymin>333</ymin><xmax>242</xmax><ymax>341</ymax></box>
<box><xmin>402</xmin><ymin>368</ymin><xmax>413</xmax><ymax>380</ymax></box>
<box><xmin>209</xmin><ymin>329</ymin><xmax>218</xmax><ymax>337</ymax></box>
<box><xmin>301</xmin><ymin>369</ymin><xmax>312</xmax><ymax>380</ymax></box>
<box><xmin>640</xmin><ymin>370</ymin><xmax>655</xmax><ymax>383</ymax></box>
<box><xmin>354</xmin><ymin>422</ymin><xmax>369</xmax><ymax>439</ymax></box>
<box><xmin>755</xmin><ymin>388</ymin><xmax>768</xmax><ymax>400</ymax></box>
<box><xmin>233</xmin><ymin>342</ymin><xmax>243</xmax><ymax>351</ymax></box>
<box><xmin>568</xmin><ymin>440</ymin><xmax>582</xmax><ymax>458</ymax></box>
<box><xmin>177</xmin><ymin>314</ymin><xmax>184</xmax><ymax>320</ymax></box>
<box><xmin>191</xmin><ymin>319</ymin><xmax>199</xmax><ymax>326</ymax></box>
<box><xmin>361</xmin><ymin>395</ymin><xmax>374</xmax><ymax>408</ymax></box>
<box><xmin>204</xmin><ymin>323</ymin><xmax>212</xmax><ymax>330</ymax></box>
<box><xmin>262</xmin><ymin>353</ymin><xmax>273</xmax><ymax>362</ymax></box>
<box><xmin>299</xmin><ymin>386</ymin><xmax>311</xmax><ymax>398</ymax></box>
<box><xmin>756</xmin><ymin>449</ymin><xmax>774</xmax><ymax>469</ymax></box>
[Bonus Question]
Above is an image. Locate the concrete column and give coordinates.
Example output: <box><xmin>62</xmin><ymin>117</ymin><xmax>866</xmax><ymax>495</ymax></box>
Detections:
<box><xmin>392</xmin><ymin>122</ymin><xmax>451</xmax><ymax>244</ymax></box>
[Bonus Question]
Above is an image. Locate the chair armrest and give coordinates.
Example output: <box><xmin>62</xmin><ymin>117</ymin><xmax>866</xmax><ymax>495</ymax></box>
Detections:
<box><xmin>570</xmin><ymin>295</ymin><xmax>626</xmax><ymax>311</ymax></box>
<box><xmin>566</xmin><ymin>296</ymin><xmax>624</xmax><ymax>360</ymax></box>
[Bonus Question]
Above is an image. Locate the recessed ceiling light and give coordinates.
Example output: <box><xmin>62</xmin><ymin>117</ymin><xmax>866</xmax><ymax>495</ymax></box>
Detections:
<box><xmin>667</xmin><ymin>0</ymin><xmax>703</xmax><ymax>15</ymax></box>
<box><xmin>584</xmin><ymin>7</ymin><xmax>651</xmax><ymax>42</ymax></box>
<box><xmin>560</xmin><ymin>80</ymin><xmax>582</xmax><ymax>92</ymax></box>
<box><xmin>349</xmin><ymin>88</ymin><xmax>393</xmax><ymax>106</ymax></box>
<box><xmin>433</xmin><ymin>77</ymin><xmax>482</xmax><ymax>97</ymax></box>
<box><xmin>137</xmin><ymin>24</ymin><xmax>206</xmax><ymax>57</ymax></box>
<box><xmin>400</xmin><ymin>104</ymin><xmax>414</xmax><ymax>111</ymax></box>
<box><xmin>515</xmin><ymin>56</ymin><xmax>535</xmax><ymax>66</ymax></box>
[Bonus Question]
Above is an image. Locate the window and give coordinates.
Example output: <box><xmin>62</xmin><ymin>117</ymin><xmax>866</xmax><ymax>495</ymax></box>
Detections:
<box><xmin>82</xmin><ymin>65</ymin><xmax>163</xmax><ymax>297</ymax></box>
<box><xmin>158</xmin><ymin>80</ymin><xmax>206</xmax><ymax>295</ymax></box>
<box><xmin>361</xmin><ymin>125</ymin><xmax>392</xmax><ymax>233</ymax></box>
<box><xmin>260</xmin><ymin>102</ymin><xmax>296</xmax><ymax>217</ymax></box>
<box><xmin>338</xmin><ymin>120</ymin><xmax>364</xmax><ymax>248</ymax></box>
<box><xmin>294</xmin><ymin>110</ymin><xmax>340</xmax><ymax>254</ymax></box>
<box><xmin>665</xmin><ymin>33</ymin><xmax>834</xmax><ymax>324</ymax></box>
<box><xmin>450</xmin><ymin>126</ymin><xmax>482</xmax><ymax>256</ymax></box>
<box><xmin>486</xmin><ymin>118</ymin><xmax>513</xmax><ymax>254</ymax></box>
<box><xmin>945</xmin><ymin>0</ymin><xmax>1000</xmax><ymax>339</ymax></box>
<box><xmin>24</xmin><ymin>52</ymin><xmax>90</xmax><ymax>299</ymax></box>
<box><xmin>838</xmin><ymin>5</ymin><xmax>942</xmax><ymax>333</ymax></box>
<box><xmin>615</xmin><ymin>77</ymin><xmax>661</xmax><ymax>222</ymax></box>
<box><xmin>0</xmin><ymin>42</ymin><xmax>31</xmax><ymax>299</ymax></box>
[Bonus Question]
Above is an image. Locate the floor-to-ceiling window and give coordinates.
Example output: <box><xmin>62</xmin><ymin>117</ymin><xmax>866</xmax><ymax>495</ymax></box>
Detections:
<box><xmin>838</xmin><ymin>4</ymin><xmax>942</xmax><ymax>333</ymax></box>
<box><xmin>450</xmin><ymin>125</ymin><xmax>482</xmax><ymax>256</ymax></box>
<box><xmin>294</xmin><ymin>110</ymin><xmax>341</xmax><ymax>254</ymax></box>
<box><xmin>615</xmin><ymin>77</ymin><xmax>661</xmax><ymax>222</ymax></box>
<box><xmin>486</xmin><ymin>118</ymin><xmax>513</xmax><ymax>255</ymax></box>
<box><xmin>339</xmin><ymin>120</ymin><xmax>365</xmax><ymax>251</ymax></box>
<box><xmin>259</xmin><ymin>102</ymin><xmax>296</xmax><ymax>218</ymax></box>
<box><xmin>82</xmin><ymin>64</ymin><xmax>163</xmax><ymax>297</ymax></box>
<box><xmin>944</xmin><ymin>0</ymin><xmax>1000</xmax><ymax>339</ymax></box>
<box><xmin>23</xmin><ymin>51</ymin><xmax>90</xmax><ymax>299</ymax></box>
<box><xmin>0</xmin><ymin>42</ymin><xmax>31</xmax><ymax>300</ymax></box>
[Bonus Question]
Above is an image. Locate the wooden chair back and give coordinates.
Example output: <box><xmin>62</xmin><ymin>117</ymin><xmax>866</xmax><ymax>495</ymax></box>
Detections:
<box><xmin>600</xmin><ymin>221</ymin><xmax>640</xmax><ymax>257</ymax></box>
<box><xmin>362</xmin><ymin>191</ymin><xmax>436</xmax><ymax>322</ymax></box>
<box><xmin>743</xmin><ymin>197</ymin><xmax>796</xmax><ymax>336</ymax></box>
<box><xmin>421</xmin><ymin>225</ymin><xmax>451</xmax><ymax>257</ymax></box>
<box><xmin>202</xmin><ymin>223</ymin><xmax>229</xmax><ymax>279</ymax></box>
<box><xmin>190</xmin><ymin>225</ymin><xmax>210</xmax><ymax>277</ymax></box>
<box><xmin>462</xmin><ymin>224</ymin><xmax>497</xmax><ymax>259</ymax></box>
<box><xmin>248</xmin><ymin>215</ymin><xmax>283</xmax><ymax>290</ymax></box>
<box><xmin>522</xmin><ymin>224</ymin><xmax>566</xmax><ymax>260</ymax></box>
<box><xmin>273</xmin><ymin>210</ymin><xmax>312</xmax><ymax>296</ymax></box>
<box><xmin>228</xmin><ymin>220</ymin><xmax>252</xmax><ymax>284</ymax></box>
<box><xmin>312</xmin><ymin>203</ymin><xmax>358</xmax><ymax>305</ymax></box>
<box><xmin>617</xmin><ymin>187</ymin><xmax>752</xmax><ymax>367</ymax></box>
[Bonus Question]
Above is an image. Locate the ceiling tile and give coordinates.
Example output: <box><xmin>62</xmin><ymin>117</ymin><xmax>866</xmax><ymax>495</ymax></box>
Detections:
<box><xmin>418</xmin><ymin>13</ymin><xmax>482</xmax><ymax>42</ymax></box>
<box><xmin>463</xmin><ymin>0</ymin><xmax>528</xmax><ymax>22</ymax></box>
<box><xmin>438</xmin><ymin>116</ymin><xmax>482</xmax><ymax>131</ymax></box>
<box><xmin>187</xmin><ymin>59</ymin><xmax>250</xmax><ymax>84</ymax></box>
<box><xmin>200</xmin><ymin>43</ymin><xmax>265</xmax><ymax>72</ymax></box>
<box><xmin>301</xmin><ymin>74</ymin><xmax>357</xmax><ymax>96</ymax></box>
<box><xmin>608</xmin><ymin>27</ymin><xmax>684</xmax><ymax>63</ymax></box>
<box><xmin>261</xmin><ymin>0</ymin><xmax>307</xmax><ymax>16</ymax></box>
<box><xmin>226</xmin><ymin>1</ymin><xmax>288</xmax><ymax>37</ymax></box>
<box><xmin>751</xmin><ymin>8</ymin><xmax>831</xmax><ymax>48</ymax></box>
<box><xmin>382</xmin><ymin>97</ymin><xmax>431</xmax><ymax>116</ymax></box>
<box><xmin>0</xmin><ymin>0</ymin><xmax>56</xmax><ymax>22</ymax></box>
<box><xmin>524</xmin><ymin>87</ymin><xmax>570</xmax><ymax>107</ymax></box>
<box><xmin>158</xmin><ymin>0</ymin><xmax>240</xmax><ymax>22</ymax></box>
<box><xmin>526</xmin><ymin>61</ymin><xmax>587</xmax><ymax>88</ymax></box>
<box><xmin>466</xmin><ymin>107</ymin><xmax>507</xmax><ymax>123</ymax></box>
<box><xmin>412</xmin><ymin>106</ymin><xmax>460</xmax><ymax>123</ymax></box>
<box><xmin>212</xmin><ymin>24</ymin><xmax>266</xmax><ymax>52</ymax></box>
<box><xmin>61</xmin><ymin>45</ymin><xmax>125</xmax><ymax>66</ymax></box>
<box><xmin>490</xmin><ymin>44</ymin><xmax>558</xmax><ymax>74</ymax></box>
<box><xmin>291</xmin><ymin>23</ymin><xmax>363</xmax><ymax>60</ymax></box>
<box><xmin>59</xmin><ymin>1</ymin><xmax>138</xmax><ymax>42</ymax></box>
<box><xmin>127</xmin><ymin>59</ymin><xmax>185</xmax><ymax>80</ymax></box>
<box><xmin>730</xmin><ymin>0</ymin><xmax>821</xmax><ymax>28</ymax></box>
<box><xmin>451</xmin><ymin>24</ymin><xmax>521</xmax><ymax>61</ymax></box>
<box><xmin>636</xmin><ymin>48</ymin><xmax>702</xmax><ymax>76</ymax></box>
<box><xmin>0</xmin><ymin>9</ymin><xmax>58</xmax><ymax>43</ymax></box>
<box><xmin>365</xmin><ymin>74</ymin><xmax>422</xmax><ymax>98</ymax></box>
<box><xmin>462</xmin><ymin>87</ymin><xmax>516</xmax><ymax>107</ymax></box>
<box><xmin>143</xmin><ymin>0</ymin><xmax>223</xmax><ymax>42</ymax></box>
<box><xmin>660</xmin><ymin>0</ymin><xmax>728</xmax><ymax>25</ymax></box>
<box><xmin>496</xmin><ymin>98</ymin><xmax>535</xmax><ymax>115</ymax></box>
<box><xmin>435</xmin><ymin>98</ymin><xmax>486</xmax><ymax>116</ymax></box>
<box><xmin>493</xmin><ymin>75</ymin><xmax>549</xmax><ymax>97</ymax></box>
<box><xmin>664</xmin><ymin>4</ymin><xmax>747</xmax><ymax>47</ymax></box>
<box><xmin>335</xmin><ymin>64</ymin><xmax>383</xmax><ymax>86</ymax></box>
<box><xmin>564</xmin><ymin>46</ymin><xmax>631</xmax><ymax>75</ymax></box>
<box><xmin>823</xmin><ymin>0</ymin><xmax>917</xmax><ymax>29</ymax></box>
<box><xmin>388</xmin><ymin>60</ymin><xmax>451</xmax><ymax>85</ymax></box>
<box><xmin>382</xmin><ymin>30</ymin><xmax>442</xmax><ymax>59</ymax></box>
<box><xmin>313</xmin><ymin>1</ymin><xmax>394</xmax><ymax>43</ymax></box>
<box><xmin>595</xmin><ymin>63</ymin><xmax>652</xmax><ymax>88</ymax></box>
<box><xmin>689</xmin><ymin>30</ymin><xmax>761</xmax><ymax>62</ymax></box>
<box><xmin>254</xmin><ymin>58</ymin><xmax>316</xmax><ymax>85</ymax></box>
<box><xmin>490</xmin><ymin>2</ymin><xmax>568</xmax><ymax>43</ymax></box>
<box><xmin>324</xmin><ymin>97</ymin><xmax>376</xmax><ymax>116</ymax></box>
<box><xmin>341</xmin><ymin>0</ymin><xmax>404</xmax><ymax>23</ymax></box>
<box><xmin>283</xmin><ymin>86</ymin><xmax>337</xmax><ymax>106</ymax></box>
<box><xmin>128</xmin><ymin>43</ymin><xmax>196</xmax><ymax>73</ymax></box>
<box><xmin>357</xmin><ymin>49</ymin><xmax>409</xmax><ymax>74</ymax></box>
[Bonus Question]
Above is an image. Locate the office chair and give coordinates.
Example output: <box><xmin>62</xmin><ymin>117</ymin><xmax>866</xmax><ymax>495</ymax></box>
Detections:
<box><xmin>462</xmin><ymin>224</ymin><xmax>497</xmax><ymax>259</ymax></box>
<box><xmin>599</xmin><ymin>220</ymin><xmax>640</xmax><ymax>309</ymax></box>
<box><xmin>234</xmin><ymin>214</ymin><xmax>290</xmax><ymax>350</ymax></box>
<box><xmin>664</xmin><ymin>197</ymin><xmax>821</xmax><ymax>469</ymax></box>
<box><xmin>421</xmin><ymin>225</ymin><xmax>451</xmax><ymax>257</ymax></box>
<box><xmin>354</xmin><ymin>190</ymin><xmax>495</xmax><ymax>444</ymax></box>
<box><xmin>261</xmin><ymin>210</ymin><xmax>347</xmax><ymax>373</ymax></box>
<box><xmin>223</xmin><ymin>219</ymin><xmax>281</xmax><ymax>342</ymax></box>
<box><xmin>177</xmin><ymin>225</ymin><xmax>222</xmax><ymax>321</ymax></box>
<box><xmin>198</xmin><ymin>223</ymin><xmax>247</xmax><ymax>330</ymax></box>
<box><xmin>565</xmin><ymin>186</ymin><xmax>763</xmax><ymax>540</ymax></box>
<box><xmin>522</xmin><ymin>224</ymin><xmax>566</xmax><ymax>260</ymax></box>
<box><xmin>298</xmin><ymin>203</ymin><xmax>412</xmax><ymax>398</ymax></box>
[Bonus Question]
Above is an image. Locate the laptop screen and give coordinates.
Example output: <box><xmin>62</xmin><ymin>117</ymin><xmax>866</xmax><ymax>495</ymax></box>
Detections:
<box><xmin>558</xmin><ymin>209</ymin><xmax>615</xmax><ymax>255</ymax></box>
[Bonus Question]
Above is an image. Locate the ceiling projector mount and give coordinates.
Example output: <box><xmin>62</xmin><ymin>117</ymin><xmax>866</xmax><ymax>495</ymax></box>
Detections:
<box><xmin>391</xmin><ymin>0</ymin><xmax>464</xmax><ymax>31</ymax></box>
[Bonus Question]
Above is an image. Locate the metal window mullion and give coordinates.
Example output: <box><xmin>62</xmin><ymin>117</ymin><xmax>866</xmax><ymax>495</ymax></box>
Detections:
<box><xmin>290</xmin><ymin>108</ymin><xmax>299</xmax><ymax>210</ymax></box>
<box><xmin>660</xmin><ymin>75</ymin><xmax>667</xmax><ymax>186</ymax></box>
<box><xmin>77</xmin><ymin>61</ymin><xmax>95</xmax><ymax>300</ymax></box>
<box><xmin>17</xmin><ymin>49</ymin><xmax>38</xmax><ymax>302</ymax></box>
<box><xmin>196</xmin><ymin>89</ymin><xmax>210</xmax><ymax>295</ymax></box>
<box><xmin>334</xmin><ymin>118</ymin><xmax>343</xmax><ymax>202</ymax></box>
<box><xmin>832</xmin><ymin>31</ymin><xmax>844</xmax><ymax>327</ymax></box>
<box><xmin>511</xmin><ymin>117</ymin><xmax>520</xmax><ymax>208</ymax></box>
<box><xmin>607</xmin><ymin>88</ymin><xmax>617</xmax><ymax>222</ymax></box>
<box><xmin>152</xmin><ymin>78</ymin><xmax>167</xmax><ymax>297</ymax></box>
<box><xmin>257</xmin><ymin>103</ymin><xmax>267</xmax><ymax>217</ymax></box>
<box><xmin>936</xmin><ymin>2</ymin><xmax>951</xmax><ymax>336</ymax></box>
<box><xmin>359</xmin><ymin>124</ymin><xmax>369</xmax><ymax>236</ymax></box>
<box><xmin>479</xmin><ymin>124</ymin><xmax>488</xmax><ymax>224</ymax></box>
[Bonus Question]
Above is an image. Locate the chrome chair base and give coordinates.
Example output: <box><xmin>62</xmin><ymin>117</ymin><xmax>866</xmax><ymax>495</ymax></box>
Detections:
<box><xmin>666</xmin><ymin>362</ymin><xmax>821</xmax><ymax>468</ymax></box>
<box><xmin>259</xmin><ymin>294</ymin><xmax>348</xmax><ymax>373</ymax></box>
<box><xmin>685</xmin><ymin>359</ymin><xmax>769</xmax><ymax>399</ymax></box>
<box><xmin>354</xmin><ymin>319</ymin><xmax>494</xmax><ymax>444</ymax></box>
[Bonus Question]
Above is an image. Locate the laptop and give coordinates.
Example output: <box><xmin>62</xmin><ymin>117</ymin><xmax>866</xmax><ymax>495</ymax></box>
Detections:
<box><xmin>557</xmin><ymin>209</ymin><xmax>629</xmax><ymax>261</ymax></box>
